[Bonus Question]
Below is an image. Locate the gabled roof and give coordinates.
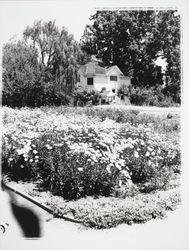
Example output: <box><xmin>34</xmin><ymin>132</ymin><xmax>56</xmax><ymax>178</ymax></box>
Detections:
<box><xmin>79</xmin><ymin>61</ymin><xmax>125</xmax><ymax>77</ymax></box>
<box><xmin>106</xmin><ymin>65</ymin><xmax>124</xmax><ymax>76</ymax></box>
<box><xmin>79</xmin><ymin>61</ymin><xmax>106</xmax><ymax>76</ymax></box>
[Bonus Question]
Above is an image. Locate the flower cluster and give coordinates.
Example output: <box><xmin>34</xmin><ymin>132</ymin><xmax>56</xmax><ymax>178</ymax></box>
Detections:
<box><xmin>2</xmin><ymin>106</ymin><xmax>181</xmax><ymax>198</ymax></box>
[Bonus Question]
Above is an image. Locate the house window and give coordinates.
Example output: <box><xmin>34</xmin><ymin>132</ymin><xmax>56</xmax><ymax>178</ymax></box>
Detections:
<box><xmin>87</xmin><ymin>77</ymin><xmax>93</xmax><ymax>85</ymax></box>
<box><xmin>110</xmin><ymin>75</ymin><xmax>117</xmax><ymax>81</ymax></box>
<box><xmin>112</xmin><ymin>89</ymin><xmax>115</xmax><ymax>93</ymax></box>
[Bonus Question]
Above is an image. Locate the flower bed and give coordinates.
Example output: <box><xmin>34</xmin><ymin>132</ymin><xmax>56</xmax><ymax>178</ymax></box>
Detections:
<box><xmin>2</xmin><ymin>106</ymin><xmax>181</xmax><ymax>200</ymax></box>
<box><xmin>7</xmin><ymin>181</ymin><xmax>181</xmax><ymax>229</ymax></box>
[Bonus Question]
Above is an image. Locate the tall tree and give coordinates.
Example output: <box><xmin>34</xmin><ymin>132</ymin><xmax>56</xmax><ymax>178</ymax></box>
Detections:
<box><xmin>157</xmin><ymin>11</ymin><xmax>181</xmax><ymax>102</ymax></box>
<box><xmin>81</xmin><ymin>10</ymin><xmax>180</xmax><ymax>96</ymax></box>
<box><xmin>23</xmin><ymin>20</ymin><xmax>83</xmax><ymax>94</ymax></box>
<box><xmin>2</xmin><ymin>41</ymin><xmax>42</xmax><ymax>107</ymax></box>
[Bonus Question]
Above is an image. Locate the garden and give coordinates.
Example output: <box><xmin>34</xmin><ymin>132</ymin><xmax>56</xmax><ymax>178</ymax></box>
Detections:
<box><xmin>2</xmin><ymin>105</ymin><xmax>181</xmax><ymax>229</ymax></box>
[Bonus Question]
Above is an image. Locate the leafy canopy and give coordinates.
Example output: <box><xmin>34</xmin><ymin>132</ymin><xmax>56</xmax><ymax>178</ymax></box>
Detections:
<box><xmin>81</xmin><ymin>10</ymin><xmax>181</xmax><ymax>102</ymax></box>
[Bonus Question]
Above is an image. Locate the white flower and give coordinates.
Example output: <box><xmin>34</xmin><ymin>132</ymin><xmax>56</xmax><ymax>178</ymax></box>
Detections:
<box><xmin>115</xmin><ymin>163</ymin><xmax>121</xmax><ymax>170</ymax></box>
<box><xmin>147</xmin><ymin>146</ymin><xmax>153</xmax><ymax>152</ymax></box>
<box><xmin>46</xmin><ymin>144</ymin><xmax>53</xmax><ymax>150</ymax></box>
<box><xmin>119</xmin><ymin>180</ymin><xmax>122</xmax><ymax>187</ymax></box>
<box><xmin>157</xmin><ymin>149</ymin><xmax>161</xmax><ymax>154</ymax></box>
<box><xmin>145</xmin><ymin>151</ymin><xmax>150</xmax><ymax>157</ymax></box>
<box><xmin>121</xmin><ymin>170</ymin><xmax>129</xmax><ymax>178</ymax></box>
<box><xmin>78</xmin><ymin>167</ymin><xmax>83</xmax><ymax>172</ymax></box>
<box><xmin>33</xmin><ymin>150</ymin><xmax>38</xmax><ymax>154</ymax></box>
<box><xmin>151</xmin><ymin>151</ymin><xmax>155</xmax><ymax>156</ymax></box>
<box><xmin>140</xmin><ymin>140</ymin><xmax>145</xmax><ymax>146</ymax></box>
<box><xmin>29</xmin><ymin>159</ymin><xmax>33</xmax><ymax>163</ymax></box>
<box><xmin>134</xmin><ymin>151</ymin><xmax>139</xmax><ymax>158</ymax></box>
<box><xmin>148</xmin><ymin>160</ymin><xmax>152</xmax><ymax>166</ymax></box>
<box><xmin>106</xmin><ymin>166</ymin><xmax>111</xmax><ymax>174</ymax></box>
<box><xmin>17</xmin><ymin>149</ymin><xmax>24</xmax><ymax>155</ymax></box>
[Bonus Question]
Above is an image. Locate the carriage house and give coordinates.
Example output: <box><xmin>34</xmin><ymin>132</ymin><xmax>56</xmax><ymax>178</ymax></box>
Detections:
<box><xmin>77</xmin><ymin>59</ymin><xmax>131</xmax><ymax>104</ymax></box>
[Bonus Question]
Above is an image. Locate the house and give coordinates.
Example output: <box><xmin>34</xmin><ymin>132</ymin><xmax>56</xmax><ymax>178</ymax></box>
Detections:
<box><xmin>77</xmin><ymin>59</ymin><xmax>131</xmax><ymax>104</ymax></box>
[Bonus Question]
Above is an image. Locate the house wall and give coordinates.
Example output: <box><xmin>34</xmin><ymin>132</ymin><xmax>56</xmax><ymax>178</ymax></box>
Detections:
<box><xmin>94</xmin><ymin>75</ymin><xmax>110</xmax><ymax>91</ymax></box>
<box><xmin>78</xmin><ymin>74</ymin><xmax>94</xmax><ymax>90</ymax></box>
<box><xmin>78</xmin><ymin>74</ymin><xmax>109</xmax><ymax>92</ymax></box>
<box><xmin>107</xmin><ymin>69</ymin><xmax>120</xmax><ymax>91</ymax></box>
<box><xmin>78</xmin><ymin>69</ymin><xmax>131</xmax><ymax>93</ymax></box>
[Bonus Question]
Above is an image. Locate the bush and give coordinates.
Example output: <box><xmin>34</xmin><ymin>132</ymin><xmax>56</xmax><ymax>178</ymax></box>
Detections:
<box><xmin>129</xmin><ymin>86</ymin><xmax>178</xmax><ymax>107</ymax></box>
<box><xmin>2</xmin><ymin>106</ymin><xmax>181</xmax><ymax>200</ymax></box>
<box><xmin>26</xmin><ymin>132</ymin><xmax>133</xmax><ymax>200</ymax></box>
<box><xmin>2</xmin><ymin>42</ymin><xmax>43</xmax><ymax>108</ymax></box>
<box><xmin>72</xmin><ymin>87</ymin><xmax>100</xmax><ymax>106</ymax></box>
<box><xmin>45</xmin><ymin>189</ymin><xmax>181</xmax><ymax>229</ymax></box>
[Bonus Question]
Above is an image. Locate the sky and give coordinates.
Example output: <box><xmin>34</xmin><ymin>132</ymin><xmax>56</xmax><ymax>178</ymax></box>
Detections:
<box><xmin>0</xmin><ymin>0</ymin><xmax>184</xmax><ymax>44</ymax></box>
<box><xmin>0</xmin><ymin>1</ymin><xmax>97</xmax><ymax>43</ymax></box>
<box><xmin>0</xmin><ymin>0</ymin><xmax>183</xmax><ymax>71</ymax></box>
<box><xmin>0</xmin><ymin>0</ymin><xmax>187</xmax><ymax>72</ymax></box>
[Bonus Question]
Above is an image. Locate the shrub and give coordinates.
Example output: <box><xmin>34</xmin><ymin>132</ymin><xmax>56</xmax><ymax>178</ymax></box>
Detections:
<box><xmin>2</xmin><ymin>136</ymin><xmax>39</xmax><ymax>181</ymax></box>
<box><xmin>27</xmin><ymin>132</ymin><xmax>132</xmax><ymax>200</ymax></box>
<box><xmin>72</xmin><ymin>87</ymin><xmax>100</xmax><ymax>106</ymax></box>
<box><xmin>129</xmin><ymin>86</ymin><xmax>178</xmax><ymax>107</ymax></box>
<box><xmin>2</xmin><ymin>42</ymin><xmax>43</xmax><ymax>108</ymax></box>
<box><xmin>2</xmin><ymin>106</ymin><xmax>181</xmax><ymax>200</ymax></box>
<box><xmin>45</xmin><ymin>189</ymin><xmax>181</xmax><ymax>229</ymax></box>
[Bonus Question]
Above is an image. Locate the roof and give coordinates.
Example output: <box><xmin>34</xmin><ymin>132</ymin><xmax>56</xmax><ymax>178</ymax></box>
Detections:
<box><xmin>106</xmin><ymin>65</ymin><xmax>124</xmax><ymax>76</ymax></box>
<box><xmin>79</xmin><ymin>61</ymin><xmax>125</xmax><ymax>77</ymax></box>
<box><xmin>79</xmin><ymin>61</ymin><xmax>106</xmax><ymax>76</ymax></box>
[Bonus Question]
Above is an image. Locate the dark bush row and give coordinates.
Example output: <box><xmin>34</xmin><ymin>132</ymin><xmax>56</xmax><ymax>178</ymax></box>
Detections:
<box><xmin>128</xmin><ymin>86</ymin><xmax>180</xmax><ymax>107</ymax></box>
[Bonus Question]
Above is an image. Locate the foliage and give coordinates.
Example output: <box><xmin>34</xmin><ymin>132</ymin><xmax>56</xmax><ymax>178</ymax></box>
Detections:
<box><xmin>82</xmin><ymin>106</ymin><xmax>180</xmax><ymax>135</ymax></box>
<box><xmin>117</xmin><ymin>84</ymin><xmax>130</xmax><ymax>97</ymax></box>
<box><xmin>23</xmin><ymin>20</ymin><xmax>84</xmax><ymax>94</ymax></box>
<box><xmin>128</xmin><ymin>86</ymin><xmax>177</xmax><ymax>107</ymax></box>
<box><xmin>2</xmin><ymin>20</ymin><xmax>88</xmax><ymax>107</ymax></box>
<box><xmin>72</xmin><ymin>87</ymin><xmax>100</xmax><ymax>106</ymax></box>
<box><xmin>81</xmin><ymin>10</ymin><xmax>181</xmax><ymax>102</ymax></box>
<box><xmin>45</xmin><ymin>188</ymin><xmax>181</xmax><ymax>229</ymax></box>
<box><xmin>2</xmin><ymin>106</ymin><xmax>181</xmax><ymax>200</ymax></box>
<box><xmin>2</xmin><ymin>41</ymin><xmax>42</xmax><ymax>107</ymax></box>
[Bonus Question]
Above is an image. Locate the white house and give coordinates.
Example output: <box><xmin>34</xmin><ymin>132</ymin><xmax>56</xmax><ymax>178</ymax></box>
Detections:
<box><xmin>77</xmin><ymin>59</ymin><xmax>131</xmax><ymax>104</ymax></box>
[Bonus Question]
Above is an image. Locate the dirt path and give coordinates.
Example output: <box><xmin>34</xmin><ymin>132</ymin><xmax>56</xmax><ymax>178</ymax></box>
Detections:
<box><xmin>1</xmin><ymin>188</ymin><xmax>188</xmax><ymax>250</ymax></box>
